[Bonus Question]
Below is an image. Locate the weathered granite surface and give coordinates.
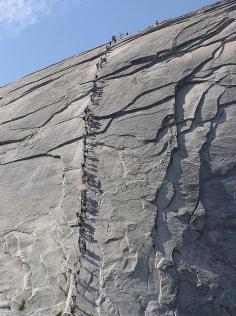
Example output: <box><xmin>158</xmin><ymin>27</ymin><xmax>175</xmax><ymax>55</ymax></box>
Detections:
<box><xmin>0</xmin><ymin>0</ymin><xmax>236</xmax><ymax>315</ymax></box>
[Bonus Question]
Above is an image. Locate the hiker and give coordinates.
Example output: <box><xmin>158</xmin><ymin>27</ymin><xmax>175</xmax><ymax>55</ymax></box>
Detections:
<box><xmin>102</xmin><ymin>57</ymin><xmax>107</xmax><ymax>64</ymax></box>
<box><xmin>80</xmin><ymin>239</ymin><xmax>86</xmax><ymax>254</ymax></box>
<box><xmin>81</xmin><ymin>162</ymin><xmax>85</xmax><ymax>169</ymax></box>
<box><xmin>80</xmin><ymin>226</ymin><xmax>86</xmax><ymax>236</ymax></box>
<box><xmin>112</xmin><ymin>35</ymin><xmax>116</xmax><ymax>43</ymax></box>
<box><xmin>82</xmin><ymin>114</ymin><xmax>89</xmax><ymax>122</ymax></box>
<box><xmin>88</xmin><ymin>116</ymin><xmax>93</xmax><ymax>126</ymax></box>
<box><xmin>81</xmin><ymin>189</ymin><xmax>87</xmax><ymax>199</ymax></box>
<box><xmin>81</xmin><ymin>198</ymin><xmax>86</xmax><ymax>207</ymax></box>
<box><xmin>84</xmin><ymin>106</ymin><xmax>90</xmax><ymax>114</ymax></box>
<box><xmin>155</xmin><ymin>20</ymin><xmax>159</xmax><ymax>25</ymax></box>
<box><xmin>78</xmin><ymin>215</ymin><xmax>85</xmax><ymax>225</ymax></box>
<box><xmin>96</xmin><ymin>62</ymin><xmax>100</xmax><ymax>70</ymax></box>
<box><xmin>92</xmin><ymin>85</ymin><xmax>97</xmax><ymax>94</ymax></box>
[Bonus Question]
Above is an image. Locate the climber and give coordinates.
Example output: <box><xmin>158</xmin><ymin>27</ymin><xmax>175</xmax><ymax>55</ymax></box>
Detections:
<box><xmin>126</xmin><ymin>32</ymin><xmax>129</xmax><ymax>35</ymax></box>
<box><xmin>84</xmin><ymin>107</ymin><xmax>90</xmax><ymax>114</ymax></box>
<box><xmin>81</xmin><ymin>198</ymin><xmax>86</xmax><ymax>207</ymax></box>
<box><xmin>96</xmin><ymin>62</ymin><xmax>100</xmax><ymax>70</ymax></box>
<box><xmin>80</xmin><ymin>226</ymin><xmax>86</xmax><ymax>236</ymax></box>
<box><xmin>80</xmin><ymin>239</ymin><xmax>87</xmax><ymax>254</ymax></box>
<box><xmin>88</xmin><ymin>115</ymin><xmax>93</xmax><ymax>126</ymax></box>
<box><xmin>83</xmin><ymin>147</ymin><xmax>88</xmax><ymax>155</ymax></box>
<box><xmin>112</xmin><ymin>35</ymin><xmax>117</xmax><ymax>43</ymax></box>
<box><xmin>81</xmin><ymin>195</ymin><xmax>87</xmax><ymax>205</ymax></box>
<box><xmin>92</xmin><ymin>85</ymin><xmax>97</xmax><ymax>94</ymax></box>
<box><xmin>81</xmin><ymin>205</ymin><xmax>86</xmax><ymax>217</ymax></box>
<box><xmin>78</xmin><ymin>215</ymin><xmax>85</xmax><ymax>225</ymax></box>
<box><xmin>81</xmin><ymin>163</ymin><xmax>85</xmax><ymax>170</ymax></box>
<box><xmin>100</xmin><ymin>56</ymin><xmax>106</xmax><ymax>64</ymax></box>
<box><xmin>155</xmin><ymin>20</ymin><xmax>159</xmax><ymax>25</ymax></box>
<box><xmin>82</xmin><ymin>168</ymin><xmax>88</xmax><ymax>179</ymax></box>
<box><xmin>81</xmin><ymin>189</ymin><xmax>87</xmax><ymax>198</ymax></box>
<box><xmin>82</xmin><ymin>114</ymin><xmax>88</xmax><ymax>122</ymax></box>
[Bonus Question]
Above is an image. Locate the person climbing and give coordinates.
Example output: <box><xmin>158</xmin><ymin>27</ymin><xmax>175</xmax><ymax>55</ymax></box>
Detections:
<box><xmin>78</xmin><ymin>215</ymin><xmax>85</xmax><ymax>225</ymax></box>
<box><xmin>82</xmin><ymin>114</ymin><xmax>89</xmax><ymax>122</ymax></box>
<box><xmin>81</xmin><ymin>198</ymin><xmax>86</xmax><ymax>207</ymax></box>
<box><xmin>96</xmin><ymin>62</ymin><xmax>100</xmax><ymax>70</ymax></box>
<box><xmin>80</xmin><ymin>239</ymin><xmax>87</xmax><ymax>254</ymax></box>
<box><xmin>80</xmin><ymin>226</ymin><xmax>86</xmax><ymax>236</ymax></box>
<box><xmin>112</xmin><ymin>35</ymin><xmax>117</xmax><ymax>43</ymax></box>
<box><xmin>81</xmin><ymin>190</ymin><xmax>87</xmax><ymax>200</ymax></box>
<box><xmin>81</xmin><ymin>162</ymin><xmax>85</xmax><ymax>170</ymax></box>
<box><xmin>88</xmin><ymin>115</ymin><xmax>93</xmax><ymax>126</ymax></box>
<box><xmin>155</xmin><ymin>20</ymin><xmax>159</xmax><ymax>25</ymax></box>
<box><xmin>92</xmin><ymin>85</ymin><xmax>97</xmax><ymax>94</ymax></box>
<box><xmin>84</xmin><ymin>106</ymin><xmax>90</xmax><ymax>114</ymax></box>
<box><xmin>102</xmin><ymin>57</ymin><xmax>107</xmax><ymax>64</ymax></box>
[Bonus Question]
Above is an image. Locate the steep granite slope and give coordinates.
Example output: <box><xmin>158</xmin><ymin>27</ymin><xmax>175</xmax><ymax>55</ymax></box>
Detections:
<box><xmin>0</xmin><ymin>1</ymin><xmax>236</xmax><ymax>315</ymax></box>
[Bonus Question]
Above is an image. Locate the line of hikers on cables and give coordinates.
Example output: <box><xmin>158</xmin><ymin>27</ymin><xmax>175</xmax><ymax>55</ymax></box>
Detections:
<box><xmin>76</xmin><ymin>32</ymin><xmax>127</xmax><ymax>258</ymax></box>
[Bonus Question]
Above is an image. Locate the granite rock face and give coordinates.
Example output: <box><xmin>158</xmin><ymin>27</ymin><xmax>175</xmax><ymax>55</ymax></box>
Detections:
<box><xmin>0</xmin><ymin>1</ymin><xmax>236</xmax><ymax>315</ymax></box>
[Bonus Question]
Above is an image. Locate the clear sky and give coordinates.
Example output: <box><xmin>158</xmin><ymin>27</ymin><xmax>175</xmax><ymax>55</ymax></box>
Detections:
<box><xmin>0</xmin><ymin>0</ymin><xmax>217</xmax><ymax>86</ymax></box>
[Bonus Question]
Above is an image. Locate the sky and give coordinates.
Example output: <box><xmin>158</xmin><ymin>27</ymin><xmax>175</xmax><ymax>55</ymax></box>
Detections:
<box><xmin>0</xmin><ymin>0</ymin><xmax>217</xmax><ymax>86</ymax></box>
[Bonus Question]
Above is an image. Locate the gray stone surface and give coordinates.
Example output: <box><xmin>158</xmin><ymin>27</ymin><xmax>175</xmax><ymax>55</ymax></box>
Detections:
<box><xmin>0</xmin><ymin>0</ymin><xmax>236</xmax><ymax>315</ymax></box>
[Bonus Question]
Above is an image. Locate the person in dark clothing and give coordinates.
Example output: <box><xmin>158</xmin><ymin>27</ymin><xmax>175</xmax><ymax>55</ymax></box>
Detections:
<box><xmin>80</xmin><ymin>226</ymin><xmax>86</xmax><ymax>236</ymax></box>
<box><xmin>80</xmin><ymin>239</ymin><xmax>87</xmax><ymax>254</ymax></box>
<box><xmin>90</xmin><ymin>94</ymin><xmax>94</xmax><ymax>102</ymax></box>
<box><xmin>79</xmin><ymin>215</ymin><xmax>85</xmax><ymax>225</ymax></box>
<box><xmin>81</xmin><ymin>189</ymin><xmax>87</xmax><ymax>198</ymax></box>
